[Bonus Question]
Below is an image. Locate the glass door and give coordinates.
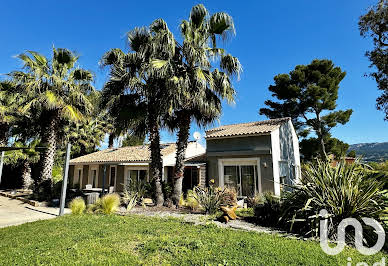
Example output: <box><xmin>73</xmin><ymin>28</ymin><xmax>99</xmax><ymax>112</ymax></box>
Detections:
<box><xmin>241</xmin><ymin>165</ymin><xmax>255</xmax><ymax>197</ymax></box>
<box><xmin>224</xmin><ymin>166</ymin><xmax>239</xmax><ymax>195</ymax></box>
<box><xmin>223</xmin><ymin>164</ymin><xmax>256</xmax><ymax>197</ymax></box>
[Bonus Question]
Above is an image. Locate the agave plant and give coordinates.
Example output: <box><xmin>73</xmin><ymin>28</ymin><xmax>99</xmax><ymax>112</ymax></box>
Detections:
<box><xmin>281</xmin><ymin>159</ymin><xmax>387</xmax><ymax>245</ymax></box>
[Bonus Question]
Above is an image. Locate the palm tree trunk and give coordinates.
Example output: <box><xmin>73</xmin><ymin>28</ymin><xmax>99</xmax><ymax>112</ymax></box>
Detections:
<box><xmin>108</xmin><ymin>134</ymin><xmax>114</xmax><ymax>148</ymax></box>
<box><xmin>0</xmin><ymin>123</ymin><xmax>9</xmax><ymax>146</ymax></box>
<box><xmin>172</xmin><ymin>113</ymin><xmax>191</xmax><ymax>206</ymax></box>
<box><xmin>21</xmin><ymin>160</ymin><xmax>32</xmax><ymax>190</ymax></box>
<box><xmin>37</xmin><ymin>112</ymin><xmax>58</xmax><ymax>193</ymax></box>
<box><xmin>148</xmin><ymin>112</ymin><xmax>164</xmax><ymax>206</ymax></box>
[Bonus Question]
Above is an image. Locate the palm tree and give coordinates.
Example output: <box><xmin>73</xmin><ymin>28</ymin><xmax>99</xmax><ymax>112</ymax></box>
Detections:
<box><xmin>101</xmin><ymin>20</ymin><xmax>176</xmax><ymax>206</ymax></box>
<box><xmin>64</xmin><ymin>116</ymin><xmax>106</xmax><ymax>158</ymax></box>
<box><xmin>163</xmin><ymin>4</ymin><xmax>242</xmax><ymax>205</ymax></box>
<box><xmin>5</xmin><ymin>140</ymin><xmax>40</xmax><ymax>189</ymax></box>
<box><xmin>0</xmin><ymin>81</ymin><xmax>20</xmax><ymax>146</ymax></box>
<box><xmin>9</xmin><ymin>48</ymin><xmax>94</xmax><ymax>191</ymax></box>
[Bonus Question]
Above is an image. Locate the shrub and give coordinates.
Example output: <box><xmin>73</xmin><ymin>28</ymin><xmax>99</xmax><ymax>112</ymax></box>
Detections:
<box><xmin>194</xmin><ymin>186</ymin><xmax>224</xmax><ymax>214</ymax></box>
<box><xmin>179</xmin><ymin>194</ymin><xmax>186</xmax><ymax>207</ymax></box>
<box><xmin>221</xmin><ymin>188</ymin><xmax>237</xmax><ymax>206</ymax></box>
<box><xmin>235</xmin><ymin>207</ymin><xmax>254</xmax><ymax>218</ymax></box>
<box><xmin>186</xmin><ymin>190</ymin><xmax>199</xmax><ymax>210</ymax></box>
<box><xmin>281</xmin><ymin>159</ymin><xmax>387</xmax><ymax>244</ymax></box>
<box><xmin>125</xmin><ymin>180</ymin><xmax>147</xmax><ymax>199</ymax></box>
<box><xmin>101</xmin><ymin>193</ymin><xmax>121</xmax><ymax>214</ymax></box>
<box><xmin>69</xmin><ymin>197</ymin><xmax>86</xmax><ymax>215</ymax></box>
<box><xmin>253</xmin><ymin>192</ymin><xmax>281</xmax><ymax>226</ymax></box>
<box><xmin>246</xmin><ymin>194</ymin><xmax>265</xmax><ymax>208</ymax></box>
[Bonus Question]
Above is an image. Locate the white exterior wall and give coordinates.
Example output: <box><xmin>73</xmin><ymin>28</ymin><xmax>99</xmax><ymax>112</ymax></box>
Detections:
<box><xmin>270</xmin><ymin>128</ymin><xmax>281</xmax><ymax>196</ymax></box>
<box><xmin>277</xmin><ymin>120</ymin><xmax>301</xmax><ymax>187</ymax></box>
<box><xmin>162</xmin><ymin>142</ymin><xmax>206</xmax><ymax>167</ymax></box>
<box><xmin>290</xmin><ymin>121</ymin><xmax>301</xmax><ymax>183</ymax></box>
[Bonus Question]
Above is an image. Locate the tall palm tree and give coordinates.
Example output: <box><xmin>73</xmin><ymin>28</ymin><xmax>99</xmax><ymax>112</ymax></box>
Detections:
<box><xmin>161</xmin><ymin>4</ymin><xmax>242</xmax><ymax>205</ymax></box>
<box><xmin>0</xmin><ymin>81</ymin><xmax>20</xmax><ymax>146</ymax></box>
<box><xmin>64</xmin><ymin>116</ymin><xmax>106</xmax><ymax>157</ymax></box>
<box><xmin>5</xmin><ymin>140</ymin><xmax>40</xmax><ymax>189</ymax></box>
<box><xmin>101</xmin><ymin>20</ymin><xmax>176</xmax><ymax>206</ymax></box>
<box><xmin>9</xmin><ymin>48</ymin><xmax>94</xmax><ymax>191</ymax></box>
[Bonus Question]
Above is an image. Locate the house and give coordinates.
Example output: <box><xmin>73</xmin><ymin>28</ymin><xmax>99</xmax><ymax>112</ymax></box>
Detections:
<box><xmin>68</xmin><ymin>117</ymin><xmax>301</xmax><ymax>197</ymax></box>
<box><xmin>205</xmin><ymin>117</ymin><xmax>300</xmax><ymax>197</ymax></box>
<box><xmin>68</xmin><ymin>142</ymin><xmax>206</xmax><ymax>192</ymax></box>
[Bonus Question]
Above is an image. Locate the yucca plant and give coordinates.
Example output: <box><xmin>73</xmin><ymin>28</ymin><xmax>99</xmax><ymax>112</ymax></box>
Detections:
<box><xmin>194</xmin><ymin>186</ymin><xmax>225</xmax><ymax>214</ymax></box>
<box><xmin>281</xmin><ymin>159</ymin><xmax>387</xmax><ymax>245</ymax></box>
<box><xmin>122</xmin><ymin>188</ymin><xmax>138</xmax><ymax>211</ymax></box>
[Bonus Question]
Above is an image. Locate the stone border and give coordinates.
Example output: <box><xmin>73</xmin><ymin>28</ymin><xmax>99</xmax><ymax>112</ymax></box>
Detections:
<box><xmin>0</xmin><ymin>191</ymin><xmax>43</xmax><ymax>207</ymax></box>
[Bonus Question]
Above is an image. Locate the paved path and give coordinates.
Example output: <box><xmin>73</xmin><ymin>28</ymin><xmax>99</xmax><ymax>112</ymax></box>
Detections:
<box><xmin>0</xmin><ymin>195</ymin><xmax>70</xmax><ymax>228</ymax></box>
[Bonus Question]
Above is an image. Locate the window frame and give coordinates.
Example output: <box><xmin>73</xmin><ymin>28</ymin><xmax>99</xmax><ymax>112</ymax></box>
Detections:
<box><xmin>218</xmin><ymin>158</ymin><xmax>262</xmax><ymax>197</ymax></box>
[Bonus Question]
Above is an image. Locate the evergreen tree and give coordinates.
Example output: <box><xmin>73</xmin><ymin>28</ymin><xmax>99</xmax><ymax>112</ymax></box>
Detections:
<box><xmin>121</xmin><ymin>133</ymin><xmax>145</xmax><ymax>147</ymax></box>
<box><xmin>260</xmin><ymin>59</ymin><xmax>352</xmax><ymax>160</ymax></box>
<box><xmin>359</xmin><ymin>0</ymin><xmax>388</xmax><ymax>119</ymax></box>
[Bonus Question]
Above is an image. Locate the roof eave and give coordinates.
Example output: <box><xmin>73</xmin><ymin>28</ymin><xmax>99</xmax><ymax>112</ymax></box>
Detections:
<box><xmin>205</xmin><ymin>132</ymin><xmax>273</xmax><ymax>140</ymax></box>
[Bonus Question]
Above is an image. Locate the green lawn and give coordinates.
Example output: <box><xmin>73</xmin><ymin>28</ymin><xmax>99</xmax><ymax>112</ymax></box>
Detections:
<box><xmin>0</xmin><ymin>214</ymin><xmax>385</xmax><ymax>265</ymax></box>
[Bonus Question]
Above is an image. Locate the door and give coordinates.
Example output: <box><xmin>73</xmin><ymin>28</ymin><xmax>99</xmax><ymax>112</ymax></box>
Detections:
<box><xmin>224</xmin><ymin>166</ymin><xmax>239</xmax><ymax>194</ymax></box>
<box><xmin>91</xmin><ymin>169</ymin><xmax>98</xmax><ymax>187</ymax></box>
<box><xmin>223</xmin><ymin>164</ymin><xmax>257</xmax><ymax>197</ymax></box>
<box><xmin>109</xmin><ymin>166</ymin><xmax>116</xmax><ymax>187</ymax></box>
<box><xmin>240</xmin><ymin>165</ymin><xmax>255</xmax><ymax>197</ymax></box>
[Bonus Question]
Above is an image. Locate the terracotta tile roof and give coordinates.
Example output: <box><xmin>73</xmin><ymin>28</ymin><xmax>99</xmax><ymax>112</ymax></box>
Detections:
<box><xmin>70</xmin><ymin>143</ymin><xmax>176</xmax><ymax>164</ymax></box>
<box><xmin>205</xmin><ymin>117</ymin><xmax>291</xmax><ymax>139</ymax></box>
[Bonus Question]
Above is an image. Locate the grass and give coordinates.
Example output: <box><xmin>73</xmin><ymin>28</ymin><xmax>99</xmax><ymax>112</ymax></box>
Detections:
<box><xmin>0</xmin><ymin>214</ymin><xmax>385</xmax><ymax>265</ymax></box>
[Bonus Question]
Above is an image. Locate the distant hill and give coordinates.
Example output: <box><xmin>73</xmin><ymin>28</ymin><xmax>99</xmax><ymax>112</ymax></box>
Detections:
<box><xmin>349</xmin><ymin>142</ymin><xmax>388</xmax><ymax>162</ymax></box>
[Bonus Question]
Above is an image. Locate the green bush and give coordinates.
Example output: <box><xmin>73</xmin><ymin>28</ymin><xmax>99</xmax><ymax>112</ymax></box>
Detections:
<box><xmin>221</xmin><ymin>187</ymin><xmax>237</xmax><ymax>206</ymax></box>
<box><xmin>101</xmin><ymin>193</ymin><xmax>121</xmax><ymax>214</ymax></box>
<box><xmin>194</xmin><ymin>186</ymin><xmax>224</xmax><ymax>214</ymax></box>
<box><xmin>281</xmin><ymin>159</ymin><xmax>387</xmax><ymax>244</ymax></box>
<box><xmin>69</xmin><ymin>197</ymin><xmax>86</xmax><ymax>215</ymax></box>
<box><xmin>253</xmin><ymin>193</ymin><xmax>281</xmax><ymax>226</ymax></box>
<box><xmin>235</xmin><ymin>207</ymin><xmax>254</xmax><ymax>218</ymax></box>
<box><xmin>51</xmin><ymin>164</ymin><xmax>63</xmax><ymax>184</ymax></box>
<box><xmin>186</xmin><ymin>190</ymin><xmax>199</xmax><ymax>210</ymax></box>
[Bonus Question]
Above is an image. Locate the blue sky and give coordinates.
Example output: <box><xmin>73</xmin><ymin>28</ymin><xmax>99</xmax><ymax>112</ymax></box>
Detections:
<box><xmin>1</xmin><ymin>0</ymin><xmax>387</xmax><ymax>146</ymax></box>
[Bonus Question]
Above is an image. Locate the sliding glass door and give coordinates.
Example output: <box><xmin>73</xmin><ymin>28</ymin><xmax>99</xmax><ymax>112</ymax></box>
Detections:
<box><xmin>223</xmin><ymin>165</ymin><xmax>256</xmax><ymax>197</ymax></box>
<box><xmin>126</xmin><ymin>169</ymin><xmax>148</xmax><ymax>186</ymax></box>
<box><xmin>241</xmin><ymin>166</ymin><xmax>255</xmax><ymax>197</ymax></box>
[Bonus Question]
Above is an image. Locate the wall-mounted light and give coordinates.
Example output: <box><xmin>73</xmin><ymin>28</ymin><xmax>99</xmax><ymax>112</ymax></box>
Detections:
<box><xmin>263</xmin><ymin>162</ymin><xmax>267</xmax><ymax>168</ymax></box>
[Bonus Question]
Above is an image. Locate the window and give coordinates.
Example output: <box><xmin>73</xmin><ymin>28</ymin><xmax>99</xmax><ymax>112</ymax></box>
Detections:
<box><xmin>109</xmin><ymin>167</ymin><xmax>116</xmax><ymax>187</ymax></box>
<box><xmin>223</xmin><ymin>165</ymin><xmax>256</xmax><ymax>197</ymax></box>
<box><xmin>126</xmin><ymin>169</ymin><xmax>148</xmax><ymax>186</ymax></box>
<box><xmin>78</xmin><ymin>169</ymin><xmax>82</xmax><ymax>183</ymax></box>
<box><xmin>92</xmin><ymin>169</ymin><xmax>97</xmax><ymax>187</ymax></box>
<box><xmin>224</xmin><ymin>166</ymin><xmax>239</xmax><ymax>191</ymax></box>
<box><xmin>74</xmin><ymin>169</ymin><xmax>82</xmax><ymax>185</ymax></box>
